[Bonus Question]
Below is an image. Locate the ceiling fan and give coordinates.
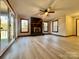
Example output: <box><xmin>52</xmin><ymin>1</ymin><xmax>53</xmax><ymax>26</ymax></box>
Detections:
<box><xmin>33</xmin><ymin>0</ymin><xmax>74</xmax><ymax>17</ymax></box>
<box><xmin>36</xmin><ymin>0</ymin><xmax>58</xmax><ymax>16</ymax></box>
<box><xmin>40</xmin><ymin>7</ymin><xmax>55</xmax><ymax>16</ymax></box>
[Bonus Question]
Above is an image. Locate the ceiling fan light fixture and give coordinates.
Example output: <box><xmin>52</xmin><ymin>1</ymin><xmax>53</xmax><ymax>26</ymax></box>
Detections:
<box><xmin>48</xmin><ymin>8</ymin><xmax>50</xmax><ymax>12</ymax></box>
<box><xmin>45</xmin><ymin>12</ymin><xmax>48</xmax><ymax>16</ymax></box>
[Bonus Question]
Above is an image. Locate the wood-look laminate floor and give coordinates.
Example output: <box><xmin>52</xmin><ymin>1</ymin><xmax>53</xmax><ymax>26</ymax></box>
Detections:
<box><xmin>1</xmin><ymin>35</ymin><xmax>79</xmax><ymax>59</ymax></box>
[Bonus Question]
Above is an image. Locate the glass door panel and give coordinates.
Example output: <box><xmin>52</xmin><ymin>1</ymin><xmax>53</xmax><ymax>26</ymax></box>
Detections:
<box><xmin>0</xmin><ymin>0</ymin><xmax>1</xmax><ymax>52</ymax></box>
<box><xmin>10</xmin><ymin>13</ymin><xmax>15</xmax><ymax>40</ymax></box>
<box><xmin>1</xmin><ymin>15</ymin><xmax>9</xmax><ymax>51</ymax></box>
<box><xmin>0</xmin><ymin>0</ymin><xmax>9</xmax><ymax>52</ymax></box>
<box><xmin>0</xmin><ymin>0</ymin><xmax>15</xmax><ymax>53</ymax></box>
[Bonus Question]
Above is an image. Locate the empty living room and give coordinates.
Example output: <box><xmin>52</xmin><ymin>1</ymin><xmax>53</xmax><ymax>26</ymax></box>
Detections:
<box><xmin>0</xmin><ymin>0</ymin><xmax>79</xmax><ymax>59</ymax></box>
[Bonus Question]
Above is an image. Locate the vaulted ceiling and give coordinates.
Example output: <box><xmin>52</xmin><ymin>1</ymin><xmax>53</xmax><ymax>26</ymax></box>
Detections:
<box><xmin>8</xmin><ymin>0</ymin><xmax>79</xmax><ymax>19</ymax></box>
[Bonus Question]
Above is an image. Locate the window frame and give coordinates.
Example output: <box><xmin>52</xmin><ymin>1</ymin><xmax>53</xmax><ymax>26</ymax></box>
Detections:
<box><xmin>20</xmin><ymin>18</ymin><xmax>29</xmax><ymax>33</ymax></box>
<box><xmin>52</xmin><ymin>20</ymin><xmax>58</xmax><ymax>32</ymax></box>
<box><xmin>43</xmin><ymin>21</ymin><xmax>49</xmax><ymax>32</ymax></box>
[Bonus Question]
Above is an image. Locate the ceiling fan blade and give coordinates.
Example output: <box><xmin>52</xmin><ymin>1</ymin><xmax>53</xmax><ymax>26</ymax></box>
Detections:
<box><xmin>40</xmin><ymin>9</ymin><xmax>45</xmax><ymax>12</ymax></box>
<box><xmin>32</xmin><ymin>11</ymin><xmax>45</xmax><ymax>16</ymax></box>
<box><xmin>48</xmin><ymin>11</ymin><xmax>55</xmax><ymax>13</ymax></box>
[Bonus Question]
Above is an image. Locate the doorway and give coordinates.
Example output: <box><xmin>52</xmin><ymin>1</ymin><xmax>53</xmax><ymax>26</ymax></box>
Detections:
<box><xmin>76</xmin><ymin>19</ymin><xmax>79</xmax><ymax>36</ymax></box>
<box><xmin>72</xmin><ymin>16</ymin><xmax>79</xmax><ymax>36</ymax></box>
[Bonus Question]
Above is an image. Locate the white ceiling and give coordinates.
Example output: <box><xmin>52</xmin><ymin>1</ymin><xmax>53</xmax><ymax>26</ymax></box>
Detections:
<box><xmin>1</xmin><ymin>0</ymin><xmax>8</xmax><ymax>12</ymax></box>
<box><xmin>8</xmin><ymin>0</ymin><xmax>79</xmax><ymax>19</ymax></box>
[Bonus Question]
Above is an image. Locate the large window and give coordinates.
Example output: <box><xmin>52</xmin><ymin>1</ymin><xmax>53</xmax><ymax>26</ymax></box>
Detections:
<box><xmin>52</xmin><ymin>20</ymin><xmax>58</xmax><ymax>32</ymax></box>
<box><xmin>20</xmin><ymin>19</ymin><xmax>29</xmax><ymax>33</ymax></box>
<box><xmin>43</xmin><ymin>22</ymin><xmax>48</xmax><ymax>32</ymax></box>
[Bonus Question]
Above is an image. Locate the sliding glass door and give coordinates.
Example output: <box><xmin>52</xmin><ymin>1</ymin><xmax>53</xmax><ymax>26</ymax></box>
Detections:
<box><xmin>0</xmin><ymin>0</ymin><xmax>15</xmax><ymax>53</ymax></box>
<box><xmin>0</xmin><ymin>0</ymin><xmax>9</xmax><ymax>52</ymax></box>
<box><xmin>0</xmin><ymin>14</ymin><xmax>9</xmax><ymax>51</ymax></box>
